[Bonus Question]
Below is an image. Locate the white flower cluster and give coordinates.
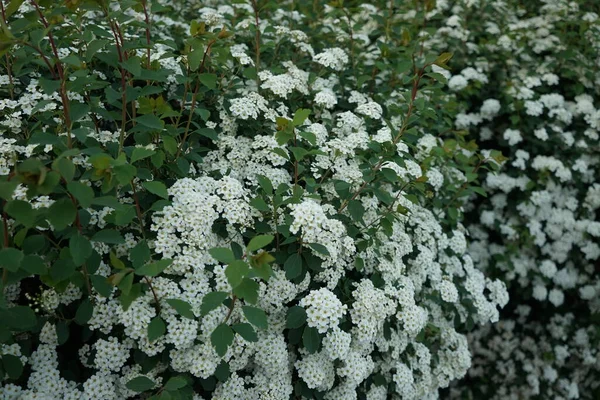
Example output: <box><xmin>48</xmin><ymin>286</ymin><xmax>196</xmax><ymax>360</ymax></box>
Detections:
<box><xmin>436</xmin><ymin>0</ymin><xmax>600</xmax><ymax>398</ymax></box>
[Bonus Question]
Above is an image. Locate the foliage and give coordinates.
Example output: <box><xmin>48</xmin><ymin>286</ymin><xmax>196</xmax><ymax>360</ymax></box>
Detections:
<box><xmin>423</xmin><ymin>0</ymin><xmax>600</xmax><ymax>399</ymax></box>
<box><xmin>0</xmin><ymin>1</ymin><xmax>509</xmax><ymax>399</ymax></box>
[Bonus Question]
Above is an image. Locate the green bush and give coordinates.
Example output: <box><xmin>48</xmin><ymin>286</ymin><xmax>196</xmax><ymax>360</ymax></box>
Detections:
<box><xmin>0</xmin><ymin>1</ymin><xmax>511</xmax><ymax>399</ymax></box>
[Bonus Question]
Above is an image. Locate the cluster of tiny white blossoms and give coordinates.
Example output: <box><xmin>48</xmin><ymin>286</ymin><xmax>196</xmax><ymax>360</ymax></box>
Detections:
<box><xmin>429</xmin><ymin>0</ymin><xmax>600</xmax><ymax>398</ymax></box>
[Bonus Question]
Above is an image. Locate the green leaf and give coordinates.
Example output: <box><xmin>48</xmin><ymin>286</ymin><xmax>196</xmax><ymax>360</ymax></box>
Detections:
<box><xmin>69</xmin><ymin>234</ymin><xmax>92</xmax><ymax>266</ymax></box>
<box><xmin>70</xmin><ymin>102</ymin><xmax>90</xmax><ymax>122</ymax></box>
<box><xmin>67</xmin><ymin>182</ymin><xmax>94</xmax><ymax>208</ymax></box>
<box><xmin>166</xmin><ymin>298</ymin><xmax>195</xmax><ymax>319</ymax></box>
<box><xmin>298</xmin><ymin>130</ymin><xmax>317</xmax><ymax>145</ymax></box>
<box><xmin>21</xmin><ymin>254</ymin><xmax>47</xmax><ymax>275</ymax></box>
<box><xmin>246</xmin><ymin>235</ymin><xmax>274</xmax><ymax>253</ymax></box>
<box><xmin>142</xmin><ymin>181</ymin><xmax>169</xmax><ymax>199</ymax></box>
<box><xmin>131</xmin><ymin>147</ymin><xmax>156</xmax><ymax>163</ymax></box>
<box><xmin>136</xmin><ymin>114</ymin><xmax>163</xmax><ymax>130</ymax></box>
<box><xmin>110</xmin><ymin>251</ymin><xmax>126</xmax><ymax>270</ymax></box>
<box><xmin>196</xmin><ymin>127</ymin><xmax>217</xmax><ymax>140</ymax></box>
<box><xmin>91</xmin><ymin>274</ymin><xmax>113</xmax><ymax>297</ymax></box>
<box><xmin>130</xmin><ymin>240</ymin><xmax>151</xmax><ymax>268</ymax></box>
<box><xmin>89</xmin><ymin>153</ymin><xmax>112</xmax><ymax>169</ymax></box>
<box><xmin>91</xmin><ymin>196</ymin><xmax>125</xmax><ymax>211</ymax></box>
<box><xmin>0</xmin><ymin>248</ymin><xmax>23</xmax><ymax>272</ymax></box>
<box><xmin>195</xmin><ymin>108</ymin><xmax>210</xmax><ymax>121</ymax></box>
<box><xmin>232</xmin><ymin>323</ymin><xmax>258</xmax><ymax>342</ymax></box>
<box><xmin>5</xmin><ymin>0</ymin><xmax>25</xmax><ymax>19</ymax></box>
<box><xmin>92</xmin><ymin>229</ymin><xmax>125</xmax><ymax>244</ymax></box>
<box><xmin>121</xmin><ymin>55</ymin><xmax>142</xmax><ymax>76</ymax></box>
<box><xmin>303</xmin><ymin>326</ymin><xmax>321</xmax><ymax>354</ymax></box>
<box><xmin>126</xmin><ymin>376</ymin><xmax>156</xmax><ymax>393</ymax></box>
<box><xmin>120</xmin><ymin>283</ymin><xmax>142</xmax><ymax>311</ymax></box>
<box><xmin>225</xmin><ymin>260</ymin><xmax>250</xmax><ymax>288</ymax></box>
<box><xmin>289</xmin><ymin>146</ymin><xmax>309</xmax><ymax>162</ymax></box>
<box><xmin>188</xmin><ymin>45</ymin><xmax>204</xmax><ymax>71</ymax></box>
<box><xmin>209</xmin><ymin>247</ymin><xmax>235</xmax><ymax>264</ymax></box>
<box><xmin>74</xmin><ymin>299</ymin><xmax>93</xmax><ymax>325</ymax></box>
<box><xmin>164</xmin><ymin>376</ymin><xmax>188</xmax><ymax>391</ymax></box>
<box><xmin>148</xmin><ymin>316</ymin><xmax>166</xmax><ymax>342</ymax></box>
<box><xmin>233</xmin><ymin>277</ymin><xmax>259</xmax><ymax>304</ymax></box>
<box><xmin>433</xmin><ymin>52</ymin><xmax>453</xmax><ymax>68</ymax></box>
<box><xmin>242</xmin><ymin>305</ymin><xmax>268</xmax><ymax>330</ymax></box>
<box><xmin>135</xmin><ymin>259</ymin><xmax>173</xmax><ymax>277</ymax></box>
<box><xmin>85</xmin><ymin>39</ymin><xmax>109</xmax><ymax>62</ymax></box>
<box><xmin>214</xmin><ymin>361</ymin><xmax>230</xmax><ymax>382</ymax></box>
<box><xmin>211</xmin><ymin>323</ymin><xmax>234</xmax><ymax>357</ymax></box>
<box><xmin>286</xmin><ymin>306</ymin><xmax>307</xmax><ymax>329</ymax></box>
<box><xmin>447</xmin><ymin>207</ymin><xmax>458</xmax><ymax>220</ymax></box>
<box><xmin>348</xmin><ymin>200</ymin><xmax>365</xmax><ymax>223</ymax></box>
<box><xmin>471</xmin><ymin>186</ymin><xmax>487</xmax><ymax>197</ymax></box>
<box><xmin>0</xmin><ymin>306</ymin><xmax>37</xmax><ymax>330</ymax></box>
<box><xmin>47</xmin><ymin>198</ymin><xmax>77</xmax><ymax>230</ymax></box>
<box><xmin>113</xmin><ymin>164</ymin><xmax>137</xmax><ymax>186</ymax></box>
<box><xmin>198</xmin><ymin>73</ymin><xmax>217</xmax><ymax>89</ymax></box>
<box><xmin>2</xmin><ymin>354</ymin><xmax>23</xmax><ymax>380</ymax></box>
<box><xmin>52</xmin><ymin>157</ymin><xmax>76</xmax><ymax>182</ymax></box>
<box><xmin>22</xmin><ymin>234</ymin><xmax>45</xmax><ymax>254</ymax></box>
<box><xmin>249</xmin><ymin>197</ymin><xmax>270</xmax><ymax>212</ymax></box>
<box><xmin>284</xmin><ymin>253</ymin><xmax>302</xmax><ymax>280</ymax></box>
<box><xmin>256</xmin><ymin>175</ymin><xmax>273</xmax><ymax>194</ymax></box>
<box><xmin>355</xmin><ymin>257</ymin><xmax>364</xmax><ymax>271</ymax></box>
<box><xmin>380</xmin><ymin>168</ymin><xmax>398</xmax><ymax>183</ymax></box>
<box><xmin>307</xmin><ymin>243</ymin><xmax>330</xmax><ymax>256</ymax></box>
<box><xmin>56</xmin><ymin>321</ymin><xmax>69</xmax><ymax>345</ymax></box>
<box><xmin>163</xmin><ymin>136</ymin><xmax>179</xmax><ymax>156</ymax></box>
<box><xmin>118</xmin><ymin>271</ymin><xmax>134</xmax><ymax>295</ymax></box>
<box><xmin>200</xmin><ymin>291</ymin><xmax>228</xmax><ymax>316</ymax></box>
<box><xmin>5</xmin><ymin>200</ymin><xmax>36</xmax><ymax>227</ymax></box>
<box><xmin>113</xmin><ymin>206</ymin><xmax>136</xmax><ymax>226</ymax></box>
<box><xmin>292</xmin><ymin>109</ymin><xmax>311</xmax><ymax>126</ymax></box>
<box><xmin>0</xmin><ymin>181</ymin><xmax>19</xmax><ymax>200</ymax></box>
<box><xmin>50</xmin><ymin>258</ymin><xmax>76</xmax><ymax>282</ymax></box>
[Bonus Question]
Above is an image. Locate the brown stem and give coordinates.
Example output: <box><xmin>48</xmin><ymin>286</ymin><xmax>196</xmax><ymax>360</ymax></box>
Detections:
<box><xmin>175</xmin><ymin>67</ymin><xmax>191</xmax><ymax>128</ymax></box>
<box><xmin>292</xmin><ymin>128</ymin><xmax>299</xmax><ymax>187</ymax></box>
<box><xmin>130</xmin><ymin>180</ymin><xmax>146</xmax><ymax>239</ymax></box>
<box><xmin>17</xmin><ymin>41</ymin><xmax>57</xmax><ymax>79</ymax></box>
<box><xmin>0</xmin><ymin>1</ymin><xmax>14</xmax><ymax>99</ymax></box>
<box><xmin>2</xmin><ymin>205</ymin><xmax>9</xmax><ymax>285</ymax></box>
<box><xmin>175</xmin><ymin>41</ymin><xmax>215</xmax><ymax>159</ymax></box>
<box><xmin>30</xmin><ymin>0</ymin><xmax>72</xmax><ymax>148</ymax></box>
<box><xmin>342</xmin><ymin>7</ymin><xmax>356</xmax><ymax>81</ymax></box>
<box><xmin>175</xmin><ymin>80</ymin><xmax>199</xmax><ymax>160</ymax></box>
<box><xmin>361</xmin><ymin>180</ymin><xmax>411</xmax><ymax>232</ymax></box>
<box><xmin>222</xmin><ymin>295</ymin><xmax>237</xmax><ymax>324</ymax></box>
<box><xmin>66</xmin><ymin>187</ymin><xmax>92</xmax><ymax>296</ymax></box>
<box><xmin>443</xmin><ymin>159</ymin><xmax>485</xmax><ymax>211</ymax></box>
<box><xmin>107</xmin><ymin>17</ymin><xmax>129</xmax><ymax>153</ymax></box>
<box><xmin>141</xmin><ymin>0</ymin><xmax>151</xmax><ymax>69</ymax></box>
<box><xmin>338</xmin><ymin>65</ymin><xmax>427</xmax><ymax>213</ymax></box>
<box><xmin>130</xmin><ymin>179</ymin><xmax>162</xmax><ymax>314</ymax></box>
<box><xmin>251</xmin><ymin>0</ymin><xmax>261</xmax><ymax>90</ymax></box>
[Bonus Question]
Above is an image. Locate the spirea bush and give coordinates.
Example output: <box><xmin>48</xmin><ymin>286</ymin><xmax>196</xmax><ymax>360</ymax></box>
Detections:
<box><xmin>0</xmin><ymin>1</ymin><xmax>510</xmax><ymax>399</ymax></box>
<box><xmin>421</xmin><ymin>0</ymin><xmax>600</xmax><ymax>399</ymax></box>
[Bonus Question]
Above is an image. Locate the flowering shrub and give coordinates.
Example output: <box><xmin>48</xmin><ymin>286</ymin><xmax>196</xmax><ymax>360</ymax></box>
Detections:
<box><xmin>0</xmin><ymin>1</ymin><xmax>511</xmax><ymax>399</ymax></box>
<box><xmin>423</xmin><ymin>0</ymin><xmax>600</xmax><ymax>398</ymax></box>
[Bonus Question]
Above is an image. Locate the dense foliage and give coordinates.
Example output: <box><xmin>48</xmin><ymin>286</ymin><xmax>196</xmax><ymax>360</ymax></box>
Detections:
<box><xmin>434</xmin><ymin>1</ymin><xmax>600</xmax><ymax>399</ymax></box>
<box><xmin>0</xmin><ymin>0</ymin><xmax>597</xmax><ymax>399</ymax></box>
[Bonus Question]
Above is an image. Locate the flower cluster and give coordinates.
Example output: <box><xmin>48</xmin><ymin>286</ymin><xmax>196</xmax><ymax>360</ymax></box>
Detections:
<box><xmin>0</xmin><ymin>1</ymin><xmax>515</xmax><ymax>399</ymax></box>
<box><xmin>427</xmin><ymin>0</ymin><xmax>600</xmax><ymax>398</ymax></box>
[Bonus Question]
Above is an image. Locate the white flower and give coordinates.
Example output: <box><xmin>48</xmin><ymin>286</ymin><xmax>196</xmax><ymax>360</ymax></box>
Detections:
<box><xmin>313</xmin><ymin>48</ymin><xmax>349</xmax><ymax>71</ymax></box>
